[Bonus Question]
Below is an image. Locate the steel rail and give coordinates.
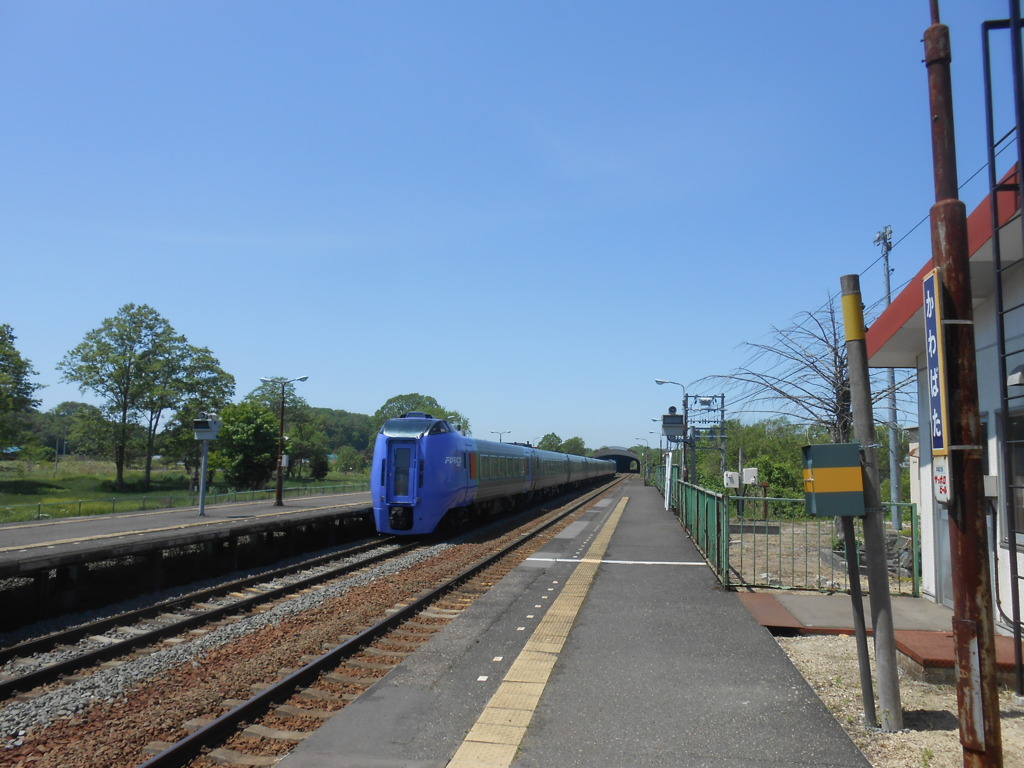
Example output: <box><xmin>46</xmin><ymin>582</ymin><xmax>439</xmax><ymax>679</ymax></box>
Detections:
<box><xmin>0</xmin><ymin>536</ymin><xmax>394</xmax><ymax>666</ymax></box>
<box><xmin>0</xmin><ymin>539</ymin><xmax>416</xmax><ymax>700</ymax></box>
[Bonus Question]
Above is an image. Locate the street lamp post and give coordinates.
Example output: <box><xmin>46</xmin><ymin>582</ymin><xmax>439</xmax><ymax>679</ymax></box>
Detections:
<box><xmin>260</xmin><ymin>376</ymin><xmax>308</xmax><ymax>506</ymax></box>
<box><xmin>490</xmin><ymin>430</ymin><xmax>510</xmax><ymax>443</ymax></box>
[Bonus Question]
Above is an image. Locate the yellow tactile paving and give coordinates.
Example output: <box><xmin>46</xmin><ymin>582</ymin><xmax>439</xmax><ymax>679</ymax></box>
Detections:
<box><xmin>486</xmin><ymin>689</ymin><xmax>544</xmax><ymax>711</ymax></box>
<box><xmin>503</xmin><ymin>658</ymin><xmax>556</xmax><ymax>684</ymax></box>
<box><xmin>464</xmin><ymin>721</ymin><xmax>527</xmax><ymax>744</ymax></box>
<box><xmin>476</xmin><ymin>708</ymin><xmax>533</xmax><ymax>727</ymax></box>
<box><xmin>447</xmin><ymin>741</ymin><xmax>519</xmax><ymax>767</ymax></box>
<box><xmin>446</xmin><ymin>496</ymin><xmax>629</xmax><ymax>768</ymax></box>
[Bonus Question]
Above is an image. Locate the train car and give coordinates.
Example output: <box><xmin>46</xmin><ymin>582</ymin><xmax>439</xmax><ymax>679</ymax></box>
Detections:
<box><xmin>371</xmin><ymin>412</ymin><xmax>615</xmax><ymax>535</ymax></box>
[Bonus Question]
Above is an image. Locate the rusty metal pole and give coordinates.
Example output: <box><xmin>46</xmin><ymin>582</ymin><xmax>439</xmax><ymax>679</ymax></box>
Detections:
<box><xmin>924</xmin><ymin>3</ymin><xmax>1003</xmax><ymax>765</ymax></box>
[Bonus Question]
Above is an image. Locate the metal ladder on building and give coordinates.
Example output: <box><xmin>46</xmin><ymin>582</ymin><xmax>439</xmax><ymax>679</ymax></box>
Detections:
<box><xmin>982</xmin><ymin>3</ymin><xmax>1024</xmax><ymax>698</ymax></box>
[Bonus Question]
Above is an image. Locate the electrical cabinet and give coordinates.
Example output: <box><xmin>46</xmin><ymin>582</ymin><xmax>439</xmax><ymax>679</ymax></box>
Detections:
<box><xmin>801</xmin><ymin>443</ymin><xmax>865</xmax><ymax>517</ymax></box>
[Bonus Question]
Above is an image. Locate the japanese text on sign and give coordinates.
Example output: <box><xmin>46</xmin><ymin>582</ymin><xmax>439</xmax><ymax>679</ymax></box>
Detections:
<box><xmin>933</xmin><ymin>459</ymin><xmax>951</xmax><ymax>504</ymax></box>
<box><xmin>923</xmin><ymin>269</ymin><xmax>949</xmax><ymax>457</ymax></box>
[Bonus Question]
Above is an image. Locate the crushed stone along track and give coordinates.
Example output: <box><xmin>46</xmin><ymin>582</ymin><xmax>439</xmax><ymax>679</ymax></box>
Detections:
<box><xmin>0</xmin><ymin>479</ymin><xmax>622</xmax><ymax>768</ymax></box>
<box><xmin>0</xmin><ymin>537</ymin><xmax>415</xmax><ymax>700</ymax></box>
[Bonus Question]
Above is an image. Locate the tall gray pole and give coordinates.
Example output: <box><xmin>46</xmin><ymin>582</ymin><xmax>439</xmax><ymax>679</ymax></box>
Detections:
<box><xmin>198</xmin><ymin>440</ymin><xmax>210</xmax><ymax>518</ymax></box>
<box><xmin>876</xmin><ymin>226</ymin><xmax>903</xmax><ymax>525</ymax></box>
<box><xmin>840</xmin><ymin>274</ymin><xmax>903</xmax><ymax>731</ymax></box>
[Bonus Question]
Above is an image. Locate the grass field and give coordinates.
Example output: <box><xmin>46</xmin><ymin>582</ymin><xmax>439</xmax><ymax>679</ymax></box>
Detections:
<box><xmin>0</xmin><ymin>457</ymin><xmax>370</xmax><ymax>523</ymax></box>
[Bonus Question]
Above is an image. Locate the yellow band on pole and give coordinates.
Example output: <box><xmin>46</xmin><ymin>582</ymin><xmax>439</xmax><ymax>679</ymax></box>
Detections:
<box><xmin>841</xmin><ymin>292</ymin><xmax>865</xmax><ymax>341</ymax></box>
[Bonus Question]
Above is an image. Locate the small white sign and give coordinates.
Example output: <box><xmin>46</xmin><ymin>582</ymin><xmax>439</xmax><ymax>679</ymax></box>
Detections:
<box><xmin>933</xmin><ymin>459</ymin><xmax>951</xmax><ymax>504</ymax></box>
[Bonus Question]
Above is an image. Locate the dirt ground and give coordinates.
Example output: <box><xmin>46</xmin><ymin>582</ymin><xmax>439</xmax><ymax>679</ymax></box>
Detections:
<box><xmin>777</xmin><ymin>633</ymin><xmax>1024</xmax><ymax>768</ymax></box>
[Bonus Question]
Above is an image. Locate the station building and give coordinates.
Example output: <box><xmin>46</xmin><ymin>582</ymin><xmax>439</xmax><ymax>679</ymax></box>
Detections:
<box><xmin>866</xmin><ymin>167</ymin><xmax>1023</xmax><ymax>633</ymax></box>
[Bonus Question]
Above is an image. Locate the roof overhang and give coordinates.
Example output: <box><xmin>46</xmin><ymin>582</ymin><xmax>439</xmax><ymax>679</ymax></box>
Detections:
<box><xmin>866</xmin><ymin>171</ymin><xmax>1022</xmax><ymax>368</ymax></box>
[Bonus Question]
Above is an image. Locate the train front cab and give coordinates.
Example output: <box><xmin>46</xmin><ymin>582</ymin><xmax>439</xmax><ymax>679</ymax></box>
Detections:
<box><xmin>381</xmin><ymin>438</ymin><xmax>419</xmax><ymax>531</ymax></box>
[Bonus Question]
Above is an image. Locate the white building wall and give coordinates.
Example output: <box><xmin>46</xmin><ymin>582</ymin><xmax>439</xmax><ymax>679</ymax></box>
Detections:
<box><xmin>914</xmin><ymin>272</ymin><xmax>1024</xmax><ymax>626</ymax></box>
<box><xmin>915</xmin><ymin>362</ymin><xmax>938</xmax><ymax>602</ymax></box>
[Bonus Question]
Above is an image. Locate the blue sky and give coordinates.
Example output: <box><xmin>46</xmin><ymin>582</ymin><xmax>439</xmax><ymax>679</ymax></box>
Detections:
<box><xmin>1</xmin><ymin>1</ymin><xmax>1015</xmax><ymax>450</ymax></box>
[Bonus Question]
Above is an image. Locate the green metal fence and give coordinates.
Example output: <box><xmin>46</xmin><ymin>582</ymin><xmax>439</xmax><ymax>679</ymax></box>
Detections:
<box><xmin>649</xmin><ymin>467</ymin><xmax>919</xmax><ymax>596</ymax></box>
<box><xmin>0</xmin><ymin>481</ymin><xmax>371</xmax><ymax>524</ymax></box>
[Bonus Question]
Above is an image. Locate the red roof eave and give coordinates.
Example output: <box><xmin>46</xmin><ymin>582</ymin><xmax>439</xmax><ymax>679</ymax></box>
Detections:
<box><xmin>865</xmin><ymin>167</ymin><xmax>1021</xmax><ymax>363</ymax></box>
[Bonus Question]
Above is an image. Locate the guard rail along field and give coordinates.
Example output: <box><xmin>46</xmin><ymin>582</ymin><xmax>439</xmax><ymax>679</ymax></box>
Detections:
<box><xmin>651</xmin><ymin>469</ymin><xmax>919</xmax><ymax>596</ymax></box>
<box><xmin>0</xmin><ymin>482</ymin><xmax>370</xmax><ymax>524</ymax></box>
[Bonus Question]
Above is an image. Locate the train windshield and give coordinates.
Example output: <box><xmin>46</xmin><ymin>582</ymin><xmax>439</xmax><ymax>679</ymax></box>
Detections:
<box><xmin>382</xmin><ymin>418</ymin><xmax>434</xmax><ymax>437</ymax></box>
<box><xmin>392</xmin><ymin>446</ymin><xmax>412</xmax><ymax>496</ymax></box>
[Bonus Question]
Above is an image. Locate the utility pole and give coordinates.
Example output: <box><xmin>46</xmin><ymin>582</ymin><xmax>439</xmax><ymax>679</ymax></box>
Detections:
<box><xmin>875</xmin><ymin>225</ymin><xmax>903</xmax><ymax>526</ymax></box>
<box><xmin>923</xmin><ymin>4</ymin><xmax>1003</xmax><ymax>764</ymax></box>
<box><xmin>840</xmin><ymin>274</ymin><xmax>903</xmax><ymax>731</ymax></box>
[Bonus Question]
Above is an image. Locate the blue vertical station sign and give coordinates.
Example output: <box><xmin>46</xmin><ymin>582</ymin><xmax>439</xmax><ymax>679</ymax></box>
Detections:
<box><xmin>923</xmin><ymin>269</ymin><xmax>949</xmax><ymax>455</ymax></box>
<box><xmin>923</xmin><ymin>268</ymin><xmax>951</xmax><ymax>502</ymax></box>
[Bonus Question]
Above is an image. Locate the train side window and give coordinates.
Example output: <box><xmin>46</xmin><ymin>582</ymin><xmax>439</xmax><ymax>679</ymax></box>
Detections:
<box><xmin>380</xmin><ymin>458</ymin><xmax>386</xmax><ymax>486</ymax></box>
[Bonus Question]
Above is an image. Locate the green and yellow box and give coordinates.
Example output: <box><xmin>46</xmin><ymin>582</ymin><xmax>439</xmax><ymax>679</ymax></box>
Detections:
<box><xmin>801</xmin><ymin>443</ymin><xmax>865</xmax><ymax>517</ymax></box>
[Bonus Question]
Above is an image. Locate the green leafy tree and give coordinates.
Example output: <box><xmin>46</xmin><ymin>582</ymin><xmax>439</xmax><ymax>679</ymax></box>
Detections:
<box><xmin>211</xmin><ymin>401</ymin><xmax>278</xmax><ymax>490</ymax></box>
<box><xmin>58</xmin><ymin>304</ymin><xmax>232</xmax><ymax>490</ymax></box>
<box><xmin>0</xmin><ymin>324</ymin><xmax>41</xmax><ymax>447</ymax></box>
<box><xmin>696</xmin><ymin>418</ymin><xmax>807</xmax><ymax>497</ymax></box>
<box><xmin>21</xmin><ymin>403</ymin><xmax>80</xmax><ymax>458</ymax></box>
<box><xmin>310</xmin><ymin>407</ymin><xmax>374</xmax><ymax>452</ymax></box>
<box><xmin>372</xmin><ymin>394</ymin><xmax>470</xmax><ymax>435</ymax></box>
<box><xmin>138</xmin><ymin>345</ymin><xmax>235</xmax><ymax>488</ymax></box>
<box><xmin>244</xmin><ymin>379</ymin><xmax>310</xmax><ymax>415</ymax></box>
<box><xmin>310</xmin><ymin>454</ymin><xmax>330</xmax><ymax>481</ymax></box>
<box><xmin>537</xmin><ymin>433</ymin><xmax>562</xmax><ymax>452</ymax></box>
<box><xmin>333</xmin><ymin>445</ymin><xmax>367</xmax><ymax>473</ymax></box>
<box><xmin>288</xmin><ymin>419</ymin><xmax>330</xmax><ymax>479</ymax></box>
<box><xmin>157</xmin><ymin>364</ymin><xmax>236</xmax><ymax>487</ymax></box>
<box><xmin>561</xmin><ymin>436</ymin><xmax>588</xmax><ymax>456</ymax></box>
<box><xmin>65</xmin><ymin>402</ymin><xmax>147</xmax><ymax>467</ymax></box>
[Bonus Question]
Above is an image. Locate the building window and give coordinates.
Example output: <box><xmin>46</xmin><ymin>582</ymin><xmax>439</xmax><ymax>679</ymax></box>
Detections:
<box><xmin>1005</xmin><ymin>412</ymin><xmax>1024</xmax><ymax>544</ymax></box>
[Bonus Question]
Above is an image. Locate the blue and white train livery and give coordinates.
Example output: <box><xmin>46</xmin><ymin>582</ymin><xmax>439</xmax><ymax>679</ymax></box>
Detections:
<box><xmin>371</xmin><ymin>412</ymin><xmax>616</xmax><ymax>535</ymax></box>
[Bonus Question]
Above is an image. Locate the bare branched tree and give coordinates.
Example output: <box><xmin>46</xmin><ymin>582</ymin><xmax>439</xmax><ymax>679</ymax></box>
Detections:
<box><xmin>704</xmin><ymin>296</ymin><xmax>915</xmax><ymax>443</ymax></box>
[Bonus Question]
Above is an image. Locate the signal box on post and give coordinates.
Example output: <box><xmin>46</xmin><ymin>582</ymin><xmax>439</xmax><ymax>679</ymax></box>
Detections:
<box><xmin>193</xmin><ymin>416</ymin><xmax>222</xmax><ymax>442</ymax></box>
<box><xmin>661</xmin><ymin>407</ymin><xmax>686</xmax><ymax>443</ymax></box>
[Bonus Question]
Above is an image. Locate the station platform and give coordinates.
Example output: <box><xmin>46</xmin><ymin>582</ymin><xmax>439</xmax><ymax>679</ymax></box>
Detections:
<box><xmin>0</xmin><ymin>492</ymin><xmax>372</xmax><ymax>578</ymax></box>
<box><xmin>278</xmin><ymin>475</ymin><xmax>874</xmax><ymax>768</ymax></box>
<box><xmin>0</xmin><ymin>491</ymin><xmax>374</xmax><ymax>629</ymax></box>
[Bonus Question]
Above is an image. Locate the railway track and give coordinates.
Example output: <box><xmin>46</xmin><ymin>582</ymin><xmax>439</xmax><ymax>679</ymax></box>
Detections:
<box><xmin>0</xmin><ymin>479</ymin><xmax>622</xmax><ymax>768</ymax></box>
<box><xmin>0</xmin><ymin>537</ymin><xmax>415</xmax><ymax>700</ymax></box>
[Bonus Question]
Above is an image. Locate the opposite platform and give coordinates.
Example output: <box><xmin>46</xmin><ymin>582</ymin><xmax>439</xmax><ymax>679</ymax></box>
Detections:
<box><xmin>279</xmin><ymin>475</ymin><xmax>870</xmax><ymax>768</ymax></box>
<box><xmin>0</xmin><ymin>492</ymin><xmax>372</xmax><ymax>577</ymax></box>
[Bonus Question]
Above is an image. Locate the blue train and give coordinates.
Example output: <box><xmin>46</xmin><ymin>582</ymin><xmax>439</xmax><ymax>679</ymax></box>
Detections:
<box><xmin>371</xmin><ymin>412</ymin><xmax>616</xmax><ymax>535</ymax></box>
